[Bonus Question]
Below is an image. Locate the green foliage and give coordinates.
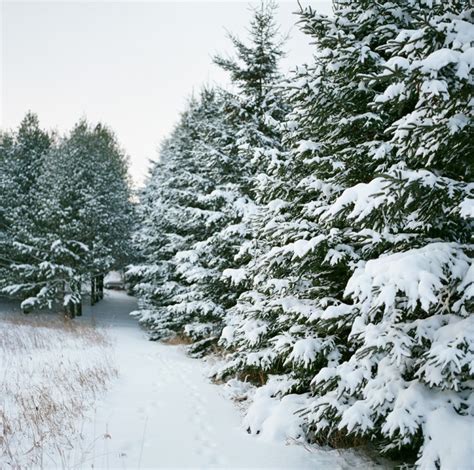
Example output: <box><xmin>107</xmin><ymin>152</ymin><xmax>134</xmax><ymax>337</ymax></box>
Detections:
<box><xmin>0</xmin><ymin>114</ymin><xmax>134</xmax><ymax>311</ymax></box>
<box><xmin>132</xmin><ymin>1</ymin><xmax>473</xmax><ymax>467</ymax></box>
<box><xmin>130</xmin><ymin>2</ymin><xmax>287</xmax><ymax>351</ymax></box>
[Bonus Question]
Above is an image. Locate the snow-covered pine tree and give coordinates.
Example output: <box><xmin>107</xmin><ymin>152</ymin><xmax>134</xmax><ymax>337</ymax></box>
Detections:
<box><xmin>168</xmin><ymin>89</ymin><xmax>253</xmax><ymax>354</ymax></box>
<box><xmin>131</xmin><ymin>1</ymin><xmax>288</xmax><ymax>350</ymax></box>
<box><xmin>214</xmin><ymin>0</ymin><xmax>409</xmax><ymax>432</ymax></box>
<box><xmin>213</xmin><ymin>0</ymin><xmax>286</xmax><ymax>193</ymax></box>
<box><xmin>60</xmin><ymin>121</ymin><xmax>134</xmax><ymax>278</ymax></box>
<box><xmin>0</xmin><ymin>133</ymin><xmax>12</xmax><ymax>292</ymax></box>
<box><xmin>130</xmin><ymin>90</ymin><xmax>238</xmax><ymax>341</ymax></box>
<box><xmin>0</xmin><ymin>129</ymin><xmax>15</xmax><ymax>288</ymax></box>
<box><xmin>190</xmin><ymin>1</ymin><xmax>289</xmax><ymax>356</ymax></box>
<box><xmin>305</xmin><ymin>2</ymin><xmax>474</xmax><ymax>467</ymax></box>
<box><xmin>1</xmin><ymin>118</ymin><xmax>133</xmax><ymax>313</ymax></box>
<box><xmin>129</xmin><ymin>100</ymin><xmax>203</xmax><ymax>336</ymax></box>
<box><xmin>0</xmin><ymin>113</ymin><xmax>54</xmax><ymax>307</ymax></box>
<box><xmin>169</xmin><ymin>0</ymin><xmax>289</xmax><ymax>356</ymax></box>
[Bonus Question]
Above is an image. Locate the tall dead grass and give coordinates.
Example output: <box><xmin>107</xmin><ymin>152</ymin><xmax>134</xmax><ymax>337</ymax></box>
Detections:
<box><xmin>0</xmin><ymin>314</ymin><xmax>117</xmax><ymax>469</ymax></box>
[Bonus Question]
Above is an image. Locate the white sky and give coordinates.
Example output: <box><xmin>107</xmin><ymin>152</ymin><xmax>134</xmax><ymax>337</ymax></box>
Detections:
<box><xmin>1</xmin><ymin>0</ymin><xmax>332</xmax><ymax>186</ymax></box>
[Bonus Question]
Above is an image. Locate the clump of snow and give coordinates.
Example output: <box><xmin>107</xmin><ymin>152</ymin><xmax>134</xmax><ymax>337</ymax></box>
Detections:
<box><xmin>220</xmin><ymin>324</ymin><xmax>236</xmax><ymax>344</ymax></box>
<box><xmin>346</xmin><ymin>242</ymin><xmax>471</xmax><ymax>313</ymax></box>
<box><xmin>273</xmin><ymin>235</ymin><xmax>326</xmax><ymax>259</ymax></box>
<box><xmin>184</xmin><ymin>321</ymin><xmax>215</xmax><ymax>340</ymax></box>
<box><xmin>223</xmin><ymin>268</ymin><xmax>248</xmax><ymax>285</ymax></box>
<box><xmin>287</xmin><ymin>338</ymin><xmax>327</xmax><ymax>367</ymax></box>
<box><xmin>459</xmin><ymin>197</ymin><xmax>474</xmax><ymax>219</ymax></box>
<box><xmin>417</xmin><ymin>407</ymin><xmax>474</xmax><ymax>470</ymax></box>
<box><xmin>222</xmin><ymin>378</ymin><xmax>256</xmax><ymax>403</ymax></box>
<box><xmin>296</xmin><ymin>140</ymin><xmax>321</xmax><ymax>154</ymax></box>
<box><xmin>243</xmin><ymin>376</ymin><xmax>308</xmax><ymax>443</ymax></box>
<box><xmin>375</xmin><ymin>82</ymin><xmax>406</xmax><ymax>103</ymax></box>
<box><xmin>321</xmin><ymin>177</ymin><xmax>393</xmax><ymax>222</ymax></box>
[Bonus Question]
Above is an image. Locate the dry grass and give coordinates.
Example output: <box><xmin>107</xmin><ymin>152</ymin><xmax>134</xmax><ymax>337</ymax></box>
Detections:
<box><xmin>308</xmin><ymin>427</ymin><xmax>369</xmax><ymax>449</ymax></box>
<box><xmin>163</xmin><ymin>334</ymin><xmax>193</xmax><ymax>345</ymax></box>
<box><xmin>237</xmin><ymin>369</ymin><xmax>268</xmax><ymax>386</ymax></box>
<box><xmin>0</xmin><ymin>315</ymin><xmax>110</xmax><ymax>353</ymax></box>
<box><xmin>0</xmin><ymin>313</ymin><xmax>117</xmax><ymax>469</ymax></box>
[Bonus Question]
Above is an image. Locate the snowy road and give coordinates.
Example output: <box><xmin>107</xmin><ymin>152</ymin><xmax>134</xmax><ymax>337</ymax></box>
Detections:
<box><xmin>75</xmin><ymin>290</ymin><xmax>368</xmax><ymax>469</ymax></box>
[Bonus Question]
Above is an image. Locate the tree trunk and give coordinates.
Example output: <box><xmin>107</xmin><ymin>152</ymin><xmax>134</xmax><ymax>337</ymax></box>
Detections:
<box><xmin>65</xmin><ymin>298</ymin><xmax>75</xmax><ymax>319</ymax></box>
<box><xmin>91</xmin><ymin>275</ymin><xmax>97</xmax><ymax>305</ymax></box>
<box><xmin>98</xmin><ymin>274</ymin><xmax>104</xmax><ymax>300</ymax></box>
<box><xmin>75</xmin><ymin>281</ymin><xmax>82</xmax><ymax>316</ymax></box>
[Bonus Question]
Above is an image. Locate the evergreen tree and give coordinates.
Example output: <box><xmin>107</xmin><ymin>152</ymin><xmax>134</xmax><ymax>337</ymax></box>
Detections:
<box><xmin>0</xmin><ymin>113</ymin><xmax>53</xmax><ymax>306</ymax></box>
<box><xmin>127</xmin><ymin>1</ymin><xmax>473</xmax><ymax>466</ymax></box>
<box><xmin>205</xmin><ymin>0</ymin><xmax>289</xmax><ymax>356</ymax></box>
<box><xmin>131</xmin><ymin>2</ymin><xmax>287</xmax><ymax>354</ymax></box>
<box><xmin>218</xmin><ymin>0</ymin><xmax>473</xmax><ymax>466</ymax></box>
<box><xmin>214</xmin><ymin>0</ymin><xmax>408</xmax><ymax>405</ymax></box>
<box><xmin>130</xmin><ymin>89</ymin><xmax>244</xmax><ymax>345</ymax></box>
<box><xmin>305</xmin><ymin>2</ymin><xmax>474</xmax><ymax>466</ymax></box>
<box><xmin>0</xmin><ymin>129</ymin><xmax>14</xmax><ymax>281</ymax></box>
<box><xmin>213</xmin><ymin>0</ymin><xmax>286</xmax><ymax>193</ymax></box>
<box><xmin>1</xmin><ymin>116</ymin><xmax>134</xmax><ymax>313</ymax></box>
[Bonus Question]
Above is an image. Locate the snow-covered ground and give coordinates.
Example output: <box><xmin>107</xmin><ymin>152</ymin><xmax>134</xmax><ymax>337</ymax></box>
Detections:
<box><xmin>1</xmin><ymin>290</ymin><xmax>381</xmax><ymax>469</ymax></box>
<box><xmin>0</xmin><ymin>299</ymin><xmax>116</xmax><ymax>468</ymax></box>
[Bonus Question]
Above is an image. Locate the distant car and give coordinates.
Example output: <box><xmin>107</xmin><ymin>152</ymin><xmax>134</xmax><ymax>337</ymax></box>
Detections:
<box><xmin>104</xmin><ymin>271</ymin><xmax>125</xmax><ymax>290</ymax></box>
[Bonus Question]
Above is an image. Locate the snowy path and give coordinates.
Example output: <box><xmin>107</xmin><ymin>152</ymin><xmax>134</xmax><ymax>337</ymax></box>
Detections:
<box><xmin>75</xmin><ymin>290</ymin><xmax>367</xmax><ymax>469</ymax></box>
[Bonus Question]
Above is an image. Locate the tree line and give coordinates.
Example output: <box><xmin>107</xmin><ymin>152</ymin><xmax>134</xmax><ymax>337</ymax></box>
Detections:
<box><xmin>0</xmin><ymin>114</ymin><xmax>134</xmax><ymax>315</ymax></box>
<box><xmin>129</xmin><ymin>1</ymin><xmax>473</xmax><ymax>467</ymax></box>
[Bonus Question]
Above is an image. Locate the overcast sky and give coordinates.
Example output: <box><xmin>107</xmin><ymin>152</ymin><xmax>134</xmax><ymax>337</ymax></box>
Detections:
<box><xmin>1</xmin><ymin>0</ymin><xmax>332</xmax><ymax>186</ymax></box>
